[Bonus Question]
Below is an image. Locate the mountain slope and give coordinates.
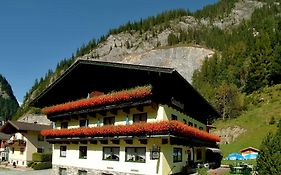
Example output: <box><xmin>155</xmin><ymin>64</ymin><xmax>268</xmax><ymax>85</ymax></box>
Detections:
<box><xmin>17</xmin><ymin>0</ymin><xmax>271</xmax><ymax>118</ymax></box>
<box><xmin>212</xmin><ymin>84</ymin><xmax>281</xmax><ymax>157</ymax></box>
<box><xmin>0</xmin><ymin>74</ymin><xmax>19</xmax><ymax>120</ymax></box>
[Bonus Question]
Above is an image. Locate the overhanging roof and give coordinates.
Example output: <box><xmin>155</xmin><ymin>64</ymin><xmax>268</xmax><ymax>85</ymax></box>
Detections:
<box><xmin>31</xmin><ymin>59</ymin><xmax>220</xmax><ymax>122</ymax></box>
<box><xmin>0</xmin><ymin>121</ymin><xmax>52</xmax><ymax>134</ymax></box>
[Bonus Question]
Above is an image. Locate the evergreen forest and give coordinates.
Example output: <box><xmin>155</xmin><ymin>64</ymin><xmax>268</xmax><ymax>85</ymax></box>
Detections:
<box><xmin>0</xmin><ymin>74</ymin><xmax>19</xmax><ymax>121</ymax></box>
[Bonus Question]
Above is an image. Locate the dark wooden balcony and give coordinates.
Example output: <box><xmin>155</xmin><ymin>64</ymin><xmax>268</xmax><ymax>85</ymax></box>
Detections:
<box><xmin>6</xmin><ymin>139</ymin><xmax>26</xmax><ymax>147</ymax></box>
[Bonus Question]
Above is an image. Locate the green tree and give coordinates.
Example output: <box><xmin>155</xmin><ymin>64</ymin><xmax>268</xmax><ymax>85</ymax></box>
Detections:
<box><xmin>215</xmin><ymin>82</ymin><xmax>244</xmax><ymax>120</ymax></box>
<box><xmin>257</xmin><ymin>120</ymin><xmax>281</xmax><ymax>174</ymax></box>
<box><xmin>167</xmin><ymin>33</ymin><xmax>179</xmax><ymax>46</ymax></box>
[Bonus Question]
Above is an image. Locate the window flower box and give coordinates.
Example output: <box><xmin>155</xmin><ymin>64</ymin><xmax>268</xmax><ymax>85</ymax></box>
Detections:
<box><xmin>43</xmin><ymin>85</ymin><xmax>152</xmax><ymax>115</ymax></box>
<box><xmin>41</xmin><ymin>121</ymin><xmax>220</xmax><ymax>143</ymax></box>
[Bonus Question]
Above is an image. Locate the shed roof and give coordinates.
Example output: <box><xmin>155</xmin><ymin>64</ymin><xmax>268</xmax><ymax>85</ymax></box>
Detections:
<box><xmin>240</xmin><ymin>147</ymin><xmax>260</xmax><ymax>153</ymax></box>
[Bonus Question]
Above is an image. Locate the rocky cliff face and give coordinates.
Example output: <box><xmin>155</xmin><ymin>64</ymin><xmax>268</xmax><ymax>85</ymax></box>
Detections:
<box><xmin>80</xmin><ymin>0</ymin><xmax>264</xmax><ymax>82</ymax></box>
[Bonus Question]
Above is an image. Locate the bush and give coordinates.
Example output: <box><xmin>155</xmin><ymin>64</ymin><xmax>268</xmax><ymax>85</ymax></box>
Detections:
<box><xmin>32</xmin><ymin>153</ymin><xmax>52</xmax><ymax>162</ymax></box>
<box><xmin>31</xmin><ymin>162</ymin><xmax>37</xmax><ymax>168</ymax></box>
<box><xmin>32</xmin><ymin>162</ymin><xmax>52</xmax><ymax>170</ymax></box>
<box><xmin>197</xmin><ymin>167</ymin><xmax>208</xmax><ymax>175</ymax></box>
<box><xmin>27</xmin><ymin>161</ymin><xmax>34</xmax><ymax>167</ymax></box>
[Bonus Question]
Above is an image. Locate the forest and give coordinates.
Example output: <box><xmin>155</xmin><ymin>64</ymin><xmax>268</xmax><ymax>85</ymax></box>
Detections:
<box><xmin>0</xmin><ymin>74</ymin><xmax>19</xmax><ymax>120</ymax></box>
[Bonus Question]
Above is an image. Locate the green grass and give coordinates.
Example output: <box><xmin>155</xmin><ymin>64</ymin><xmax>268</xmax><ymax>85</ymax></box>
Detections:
<box><xmin>213</xmin><ymin>84</ymin><xmax>281</xmax><ymax>158</ymax></box>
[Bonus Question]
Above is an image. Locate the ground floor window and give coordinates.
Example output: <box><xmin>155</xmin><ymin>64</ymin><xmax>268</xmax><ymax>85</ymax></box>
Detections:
<box><xmin>59</xmin><ymin>168</ymin><xmax>67</xmax><ymax>175</ymax></box>
<box><xmin>173</xmin><ymin>148</ymin><xmax>182</xmax><ymax>163</ymax></box>
<box><xmin>79</xmin><ymin>146</ymin><xmax>87</xmax><ymax>159</ymax></box>
<box><xmin>60</xmin><ymin>146</ymin><xmax>67</xmax><ymax>157</ymax></box>
<box><xmin>78</xmin><ymin>170</ymin><xmax>87</xmax><ymax>175</ymax></box>
<box><xmin>103</xmin><ymin>147</ymin><xmax>120</xmax><ymax>161</ymax></box>
<box><xmin>125</xmin><ymin>147</ymin><xmax>146</xmax><ymax>163</ymax></box>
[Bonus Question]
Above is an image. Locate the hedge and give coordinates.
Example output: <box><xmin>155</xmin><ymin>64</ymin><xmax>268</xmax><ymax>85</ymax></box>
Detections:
<box><xmin>32</xmin><ymin>153</ymin><xmax>52</xmax><ymax>162</ymax></box>
<box><xmin>32</xmin><ymin>162</ymin><xmax>52</xmax><ymax>170</ymax></box>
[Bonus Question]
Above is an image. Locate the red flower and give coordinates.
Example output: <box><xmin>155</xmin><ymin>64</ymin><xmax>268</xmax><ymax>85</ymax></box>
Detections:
<box><xmin>42</xmin><ymin>85</ymin><xmax>152</xmax><ymax>115</ymax></box>
<box><xmin>41</xmin><ymin>120</ymin><xmax>220</xmax><ymax>142</ymax></box>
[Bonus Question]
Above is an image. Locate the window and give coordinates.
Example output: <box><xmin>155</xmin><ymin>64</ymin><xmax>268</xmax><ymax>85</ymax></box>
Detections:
<box><xmin>173</xmin><ymin>148</ymin><xmax>182</xmax><ymax>163</ymax></box>
<box><xmin>133</xmin><ymin>113</ymin><xmax>147</xmax><ymax>123</ymax></box>
<box><xmin>196</xmin><ymin>149</ymin><xmax>202</xmax><ymax>160</ymax></box>
<box><xmin>125</xmin><ymin>147</ymin><xmax>146</xmax><ymax>163</ymax></box>
<box><xmin>80</xmin><ymin>119</ymin><xmax>89</xmax><ymax>127</ymax></box>
<box><xmin>188</xmin><ymin>122</ymin><xmax>193</xmax><ymax>127</ymax></box>
<box><xmin>60</xmin><ymin>146</ymin><xmax>67</xmax><ymax>157</ymax></box>
<box><xmin>61</xmin><ymin>122</ymin><xmax>68</xmax><ymax>129</ymax></box>
<box><xmin>183</xmin><ymin>119</ymin><xmax>187</xmax><ymax>124</ymax></box>
<box><xmin>59</xmin><ymin>168</ymin><xmax>67</xmax><ymax>175</ymax></box>
<box><xmin>78</xmin><ymin>170</ymin><xmax>87</xmax><ymax>175</ymax></box>
<box><xmin>79</xmin><ymin>146</ymin><xmax>87</xmax><ymax>159</ymax></box>
<box><xmin>103</xmin><ymin>147</ymin><xmax>120</xmax><ymax>161</ymax></box>
<box><xmin>103</xmin><ymin>117</ymin><xmax>115</xmax><ymax>125</ymax></box>
<box><xmin>37</xmin><ymin>148</ymin><xmax>44</xmax><ymax>153</ymax></box>
<box><xmin>38</xmin><ymin>134</ymin><xmax>44</xmax><ymax>141</ymax></box>
<box><xmin>171</xmin><ymin>114</ymin><xmax>177</xmax><ymax>120</ymax></box>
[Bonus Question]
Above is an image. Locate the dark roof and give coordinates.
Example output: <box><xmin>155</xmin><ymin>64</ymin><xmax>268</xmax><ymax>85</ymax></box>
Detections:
<box><xmin>240</xmin><ymin>147</ymin><xmax>260</xmax><ymax>153</ymax></box>
<box><xmin>31</xmin><ymin>59</ymin><xmax>220</xmax><ymax>123</ymax></box>
<box><xmin>0</xmin><ymin>121</ymin><xmax>52</xmax><ymax>134</ymax></box>
<box><xmin>31</xmin><ymin>59</ymin><xmax>175</xmax><ymax>107</ymax></box>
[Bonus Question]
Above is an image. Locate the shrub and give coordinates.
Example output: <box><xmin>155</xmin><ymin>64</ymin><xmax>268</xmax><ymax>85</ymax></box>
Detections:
<box><xmin>27</xmin><ymin>161</ymin><xmax>34</xmax><ymax>167</ymax></box>
<box><xmin>32</xmin><ymin>153</ymin><xmax>52</xmax><ymax>162</ymax></box>
<box><xmin>197</xmin><ymin>167</ymin><xmax>208</xmax><ymax>175</ymax></box>
<box><xmin>32</xmin><ymin>162</ymin><xmax>52</xmax><ymax>170</ymax></box>
<box><xmin>31</xmin><ymin>162</ymin><xmax>37</xmax><ymax>168</ymax></box>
